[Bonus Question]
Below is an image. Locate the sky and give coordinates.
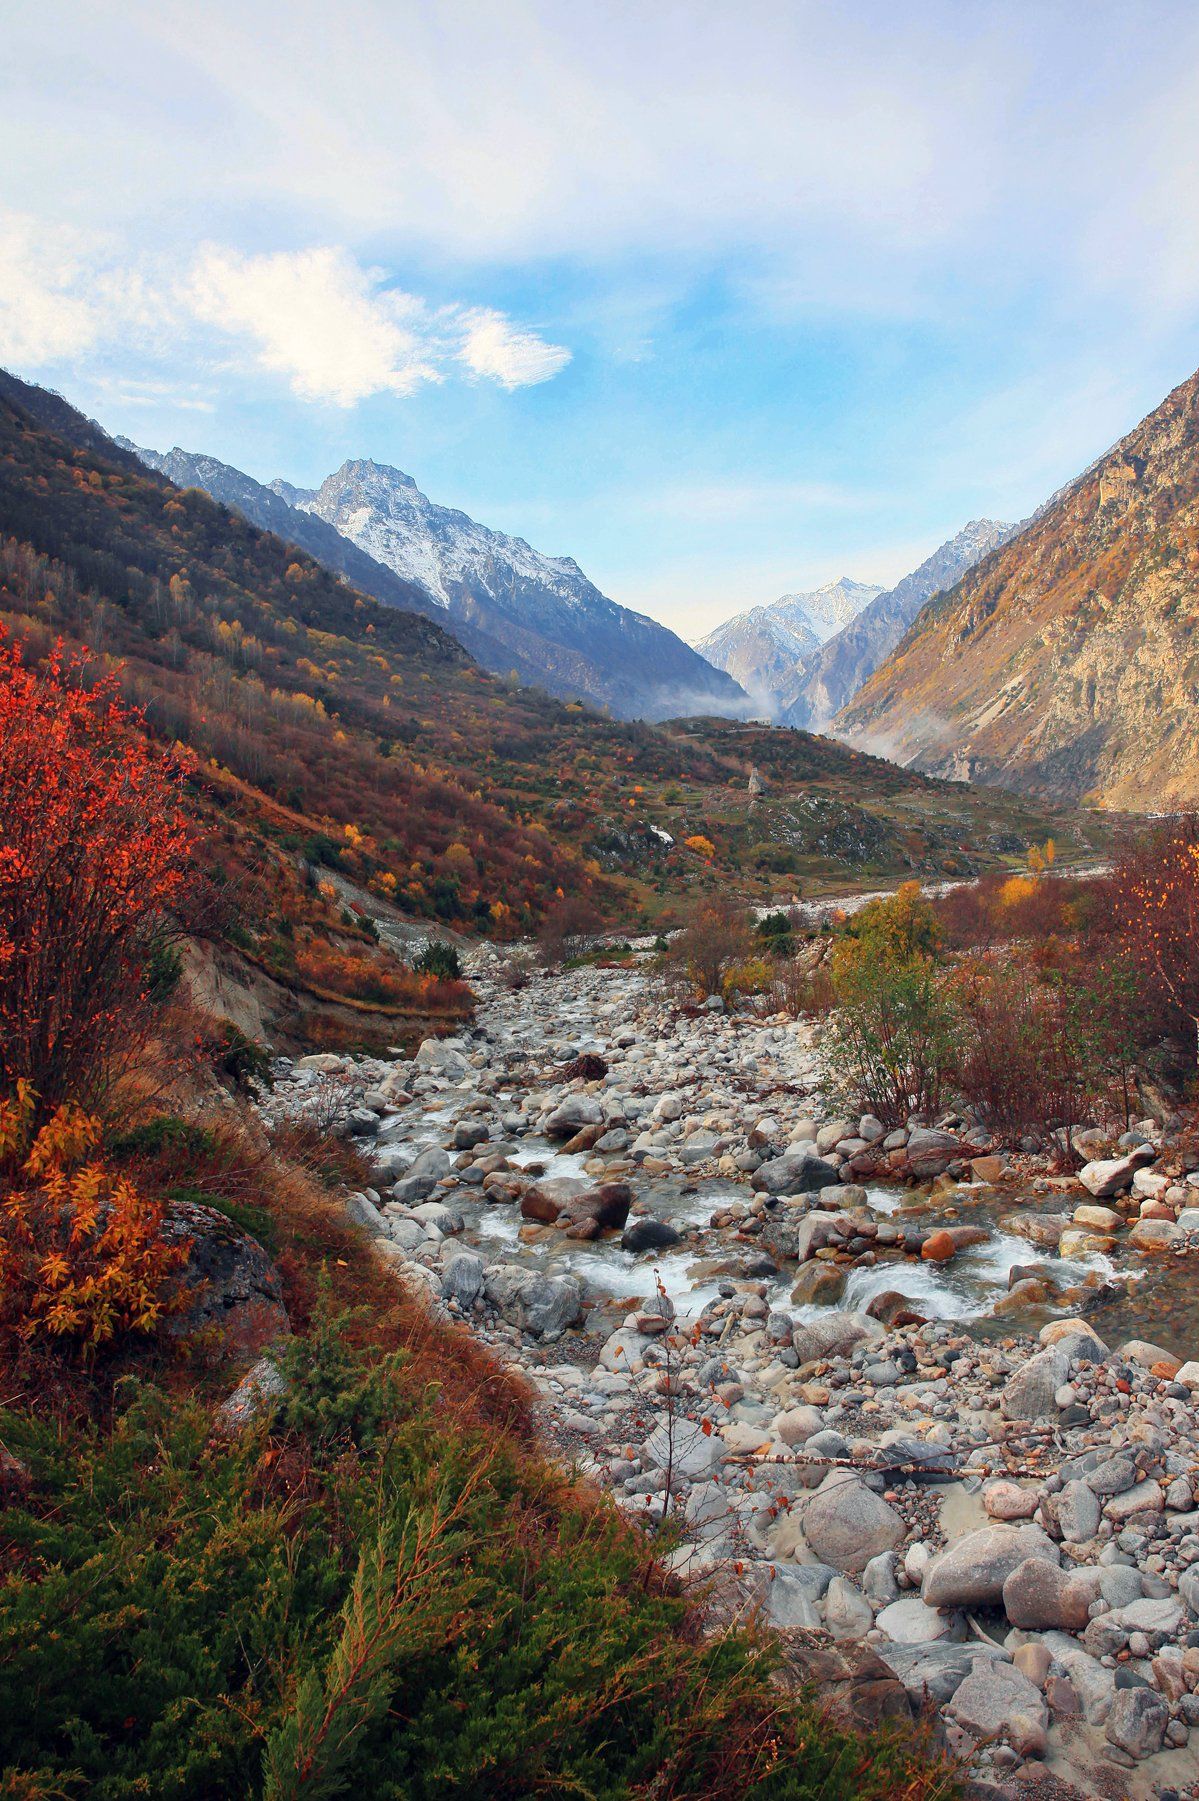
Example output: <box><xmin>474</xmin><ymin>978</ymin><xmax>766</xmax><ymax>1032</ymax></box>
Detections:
<box><xmin>4</xmin><ymin>1</ymin><xmax>1199</xmax><ymax>637</ymax></box>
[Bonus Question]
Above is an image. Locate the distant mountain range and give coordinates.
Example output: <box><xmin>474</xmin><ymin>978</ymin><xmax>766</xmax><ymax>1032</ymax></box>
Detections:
<box><xmin>695</xmin><ymin>577</ymin><xmax>881</xmax><ymax>715</ymax></box>
<box><xmin>781</xmin><ymin>521</ymin><xmax>1014</xmax><ymax>731</ymax></box>
<box><xmin>124</xmin><ymin>442</ymin><xmax>747</xmax><ymax>722</ymax></box>
<box><xmin>838</xmin><ymin>363</ymin><xmax>1199</xmax><ymax>807</ymax></box>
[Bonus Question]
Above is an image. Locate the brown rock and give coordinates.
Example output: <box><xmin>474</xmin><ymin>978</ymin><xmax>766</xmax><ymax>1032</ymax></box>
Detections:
<box><xmin>921</xmin><ymin>1230</ymin><xmax>956</xmax><ymax>1262</ymax></box>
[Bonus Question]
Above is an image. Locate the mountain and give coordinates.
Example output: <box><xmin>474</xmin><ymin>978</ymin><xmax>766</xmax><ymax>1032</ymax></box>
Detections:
<box><xmin>696</xmin><ymin>577</ymin><xmax>880</xmax><ymax>716</ymax></box>
<box><xmin>276</xmin><ymin>459</ymin><xmax>748</xmax><ymax>722</ymax></box>
<box><xmin>120</xmin><ymin>441</ymin><xmax>443</xmax><ymax>624</ymax></box>
<box><xmin>837</xmin><ymin>366</ymin><xmax>1199</xmax><ymax>807</ymax></box>
<box><xmin>781</xmin><ymin>521</ymin><xmax>1014</xmax><ymax>731</ymax></box>
<box><xmin>774</xmin><ymin>576</ymin><xmax>882</xmax><ymax>641</ymax></box>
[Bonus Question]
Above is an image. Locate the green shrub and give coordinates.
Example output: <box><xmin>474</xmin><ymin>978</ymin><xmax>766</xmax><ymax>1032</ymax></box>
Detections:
<box><xmin>0</xmin><ymin>1301</ymin><xmax>953</xmax><ymax>1801</ymax></box>
<box><xmin>413</xmin><ymin>942</ymin><xmax>462</xmax><ymax>981</ymax></box>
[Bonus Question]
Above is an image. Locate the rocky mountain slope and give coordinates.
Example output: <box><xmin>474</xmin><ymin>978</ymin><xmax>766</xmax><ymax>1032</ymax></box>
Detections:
<box><xmin>696</xmin><ymin>577</ymin><xmax>880</xmax><ymax>715</ymax></box>
<box><xmin>837</xmin><ymin>366</ymin><xmax>1199</xmax><ymax>808</ymax></box>
<box><xmin>782</xmin><ymin>521</ymin><xmax>1014</xmax><ymax>731</ymax></box>
<box><xmin>281</xmin><ymin>459</ymin><xmax>748</xmax><ymax>721</ymax></box>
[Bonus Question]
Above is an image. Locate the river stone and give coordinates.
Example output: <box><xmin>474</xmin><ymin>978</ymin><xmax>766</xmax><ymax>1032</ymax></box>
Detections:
<box><xmin>1128</xmin><ymin>1218</ymin><xmax>1182</xmax><ymax>1251</ymax></box>
<box><xmin>1078</xmin><ymin>1146</ymin><xmax>1155</xmax><ymax>1198</ymax></box>
<box><xmin>1000</xmin><ymin>1346</ymin><xmax>1069</xmax><ymax>1421</ymax></box>
<box><xmin>482</xmin><ymin>1265</ymin><xmax>583</xmax><ymax>1338</ymax></box>
<box><xmin>1002</xmin><ymin>1558</ymin><xmax>1094</xmax><ymax>1632</ymax></box>
<box><xmin>799</xmin><ymin>1476</ymin><xmax>906</xmax><ymax>1574</ymax></box>
<box><xmin>905</xmin><ymin>1129</ymin><xmax>962</xmax><ymax>1178</ymax></box>
<box><xmin>544</xmin><ymin>1096</ymin><xmax>604</xmax><ymax>1140</ymax></box>
<box><xmin>875</xmin><ymin>1596</ymin><xmax>958</xmax><ymax>1645</ymax></box>
<box><xmin>644</xmin><ymin>1413</ymin><xmax>726</xmax><ymax>1484</ymax></box>
<box><xmin>877</xmin><ymin>1643</ymin><xmax>1008</xmax><ymax>1708</ymax></box>
<box><xmin>825</xmin><ymin>1576</ymin><xmax>874</xmax><ymax>1642</ymax></box>
<box><xmin>948</xmin><ymin>1661</ymin><xmax>1048</xmax><ymax>1754</ymax></box>
<box><xmin>621</xmin><ymin>1217</ymin><xmax>681</xmax><ymax>1252</ymax></box>
<box><xmin>790</xmin><ymin>1262</ymin><xmax>846</xmax><ymax>1305</ymax></box>
<box><xmin>1045</xmin><ymin>1478</ymin><xmax>1101</xmax><ymax>1543</ymax></box>
<box><xmin>1105</xmin><ymin>1685</ymin><xmax>1168</xmax><ymax>1760</ymax></box>
<box><xmin>774</xmin><ymin>1405</ymin><xmax>825</xmax><ymax>1447</ymax></box>
<box><xmin>791</xmin><ymin>1311</ymin><xmax>878</xmax><ymax>1367</ymax></box>
<box><xmin>440</xmin><ymin>1250</ymin><xmax>485</xmax><ymax>1307</ymax></box>
<box><xmin>751</xmin><ymin>1148</ymin><xmax>839</xmax><ymax>1195</ymax></box>
<box><xmin>923</xmin><ymin>1524</ymin><xmax>1059</xmax><ymax>1609</ymax></box>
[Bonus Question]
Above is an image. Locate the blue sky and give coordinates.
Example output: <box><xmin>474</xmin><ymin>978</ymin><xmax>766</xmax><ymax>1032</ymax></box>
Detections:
<box><xmin>4</xmin><ymin>0</ymin><xmax>1199</xmax><ymax>635</ymax></box>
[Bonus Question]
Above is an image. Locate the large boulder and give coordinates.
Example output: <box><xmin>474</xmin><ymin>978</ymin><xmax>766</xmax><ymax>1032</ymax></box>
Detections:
<box><xmin>164</xmin><ymin>1199</ymin><xmax>288</xmax><ymax>1358</ymax></box>
<box><xmin>904</xmin><ymin>1129</ymin><xmax>962</xmax><ymax>1179</ymax></box>
<box><xmin>415</xmin><ymin>1037</ymin><xmax>469</xmax><ymax>1080</ymax></box>
<box><xmin>1105</xmin><ymin>1686</ymin><xmax>1168</xmax><ymax>1760</ymax></box>
<box><xmin>1000</xmin><ymin>1346</ymin><xmax>1069</xmax><ymax>1421</ymax></box>
<box><xmin>798</xmin><ymin>1475</ymin><xmax>906</xmax><ymax>1573</ymax></box>
<box><xmin>791</xmin><ymin>1310</ymin><xmax>878</xmax><ymax>1367</ymax></box>
<box><xmin>440</xmin><ymin>1250</ymin><xmax>486</xmax><ymax>1307</ymax></box>
<box><xmin>1078</xmin><ymin>1145</ymin><xmax>1155</xmax><ymax>1198</ymax></box>
<box><xmin>621</xmin><ymin>1216</ymin><xmax>682</xmax><ymax>1253</ymax></box>
<box><xmin>751</xmin><ymin>1149</ymin><xmax>839</xmax><ymax>1195</ymax></box>
<box><xmin>643</xmin><ymin>1413</ymin><xmax>726</xmax><ymax>1484</ymax></box>
<box><xmin>875</xmin><ymin>1597</ymin><xmax>959</xmax><ymax>1645</ymax></box>
<box><xmin>544</xmin><ymin>1096</ymin><xmax>604</xmax><ymax>1141</ymax></box>
<box><xmin>922</xmin><ymin>1524</ymin><xmax>1058</xmax><ymax>1610</ymax></box>
<box><xmin>876</xmin><ymin>1643</ymin><xmax>1008</xmax><ymax>1708</ymax></box>
<box><xmin>482</xmin><ymin>1265</ymin><xmax>583</xmax><ymax>1338</ymax></box>
<box><xmin>1001</xmin><ymin>1558</ymin><xmax>1095</xmax><ymax>1632</ymax></box>
<box><xmin>948</xmin><ymin>1660</ymin><xmax>1048</xmax><ymax>1755</ymax></box>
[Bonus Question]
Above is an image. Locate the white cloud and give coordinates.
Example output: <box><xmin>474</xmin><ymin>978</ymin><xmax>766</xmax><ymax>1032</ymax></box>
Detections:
<box><xmin>0</xmin><ymin>221</ymin><xmax>570</xmax><ymax>406</ymax></box>
<box><xmin>0</xmin><ymin>212</ymin><xmax>102</xmax><ymax>365</ymax></box>
<box><xmin>457</xmin><ymin>307</ymin><xmax>570</xmax><ymax>388</ymax></box>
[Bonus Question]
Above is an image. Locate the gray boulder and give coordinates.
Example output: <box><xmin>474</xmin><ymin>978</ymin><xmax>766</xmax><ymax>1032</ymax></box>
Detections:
<box><xmin>440</xmin><ymin>1251</ymin><xmax>486</xmax><ymax>1307</ymax></box>
<box><xmin>751</xmin><ymin>1149</ymin><xmax>840</xmax><ymax>1195</ymax></box>
<box><xmin>948</xmin><ymin>1660</ymin><xmax>1048</xmax><ymax>1753</ymax></box>
<box><xmin>1105</xmin><ymin>1685</ymin><xmax>1168</xmax><ymax>1760</ymax></box>
<box><xmin>905</xmin><ymin>1129</ymin><xmax>962</xmax><ymax>1178</ymax></box>
<box><xmin>922</xmin><ymin>1524</ymin><xmax>1058</xmax><ymax>1609</ymax></box>
<box><xmin>482</xmin><ymin>1265</ymin><xmax>583</xmax><ymax>1338</ymax></box>
<box><xmin>644</xmin><ymin>1413</ymin><xmax>726</xmax><ymax>1484</ymax></box>
<box><xmin>1000</xmin><ymin>1346</ymin><xmax>1069</xmax><ymax>1421</ymax></box>
<box><xmin>799</xmin><ymin>1475</ymin><xmax>906</xmax><ymax>1573</ymax></box>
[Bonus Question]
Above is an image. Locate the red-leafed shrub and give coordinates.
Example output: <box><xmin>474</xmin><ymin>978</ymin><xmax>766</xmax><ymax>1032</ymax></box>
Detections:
<box><xmin>0</xmin><ymin>632</ymin><xmax>195</xmax><ymax>1128</ymax></box>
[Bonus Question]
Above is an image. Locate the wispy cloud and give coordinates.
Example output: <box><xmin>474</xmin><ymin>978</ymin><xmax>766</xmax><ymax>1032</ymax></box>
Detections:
<box><xmin>0</xmin><ymin>218</ymin><xmax>571</xmax><ymax>405</ymax></box>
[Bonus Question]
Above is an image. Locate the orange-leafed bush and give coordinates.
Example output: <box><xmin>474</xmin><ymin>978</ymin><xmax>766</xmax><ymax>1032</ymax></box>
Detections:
<box><xmin>0</xmin><ymin>1080</ymin><xmax>190</xmax><ymax>1354</ymax></box>
<box><xmin>0</xmin><ymin>632</ymin><xmax>195</xmax><ymax>1127</ymax></box>
<box><xmin>293</xmin><ymin>942</ymin><xmax>472</xmax><ymax>1013</ymax></box>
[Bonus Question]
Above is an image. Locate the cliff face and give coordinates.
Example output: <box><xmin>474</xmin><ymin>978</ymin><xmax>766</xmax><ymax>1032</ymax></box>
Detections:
<box><xmin>837</xmin><ymin>368</ymin><xmax>1199</xmax><ymax>808</ymax></box>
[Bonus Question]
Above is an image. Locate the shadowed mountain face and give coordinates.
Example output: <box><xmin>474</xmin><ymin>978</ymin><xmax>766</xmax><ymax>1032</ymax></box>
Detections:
<box><xmin>781</xmin><ymin>521</ymin><xmax>1014</xmax><ymax>731</ymax></box>
<box><xmin>696</xmin><ymin>577</ymin><xmax>880</xmax><ymax>716</ymax></box>
<box><xmin>282</xmin><ymin>459</ymin><xmax>749</xmax><ymax>722</ymax></box>
<box><xmin>125</xmin><ymin>442</ymin><xmax>748</xmax><ymax>722</ymax></box>
<box><xmin>838</xmin><ymin>364</ymin><xmax>1199</xmax><ymax>808</ymax></box>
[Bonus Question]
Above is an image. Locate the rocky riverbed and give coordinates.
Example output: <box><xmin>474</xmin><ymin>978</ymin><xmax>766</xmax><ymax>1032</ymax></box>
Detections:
<box><xmin>260</xmin><ymin>948</ymin><xmax>1199</xmax><ymax>1800</ymax></box>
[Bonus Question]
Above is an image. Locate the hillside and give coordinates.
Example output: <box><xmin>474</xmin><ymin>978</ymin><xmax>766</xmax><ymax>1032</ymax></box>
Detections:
<box><xmin>781</xmin><ymin>520</ymin><xmax>1013</xmax><ymax>731</ymax></box>
<box><xmin>0</xmin><ymin>367</ymin><xmax>1098</xmax><ymax>979</ymax></box>
<box><xmin>837</xmin><ymin>366</ymin><xmax>1199</xmax><ymax>807</ymax></box>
